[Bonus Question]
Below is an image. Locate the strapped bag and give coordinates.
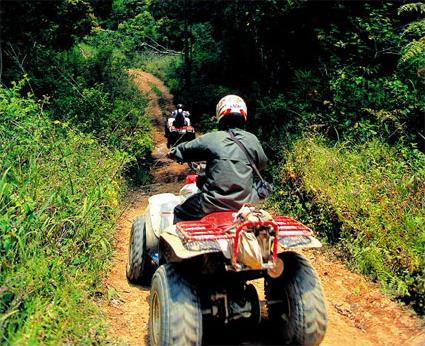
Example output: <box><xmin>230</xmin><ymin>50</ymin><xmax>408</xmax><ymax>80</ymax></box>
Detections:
<box><xmin>228</xmin><ymin>130</ymin><xmax>273</xmax><ymax>199</ymax></box>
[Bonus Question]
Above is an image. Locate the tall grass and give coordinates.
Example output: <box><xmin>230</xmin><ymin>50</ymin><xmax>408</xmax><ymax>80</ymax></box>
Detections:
<box><xmin>138</xmin><ymin>52</ymin><xmax>182</xmax><ymax>85</ymax></box>
<box><xmin>270</xmin><ymin>135</ymin><xmax>425</xmax><ymax>313</ymax></box>
<box><xmin>0</xmin><ymin>81</ymin><xmax>127</xmax><ymax>344</ymax></box>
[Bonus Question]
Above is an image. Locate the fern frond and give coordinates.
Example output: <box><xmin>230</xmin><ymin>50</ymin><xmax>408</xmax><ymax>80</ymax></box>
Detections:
<box><xmin>400</xmin><ymin>39</ymin><xmax>425</xmax><ymax>63</ymax></box>
<box><xmin>403</xmin><ymin>18</ymin><xmax>425</xmax><ymax>36</ymax></box>
<box><xmin>398</xmin><ymin>2</ymin><xmax>425</xmax><ymax>15</ymax></box>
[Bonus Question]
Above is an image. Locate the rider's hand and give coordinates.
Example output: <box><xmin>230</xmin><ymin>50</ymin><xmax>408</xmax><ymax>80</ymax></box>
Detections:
<box><xmin>168</xmin><ymin>148</ymin><xmax>184</xmax><ymax>163</ymax></box>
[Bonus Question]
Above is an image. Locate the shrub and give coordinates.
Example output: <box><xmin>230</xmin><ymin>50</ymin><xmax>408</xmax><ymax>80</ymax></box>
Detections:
<box><xmin>50</xmin><ymin>44</ymin><xmax>153</xmax><ymax>160</ymax></box>
<box><xmin>0</xmin><ymin>81</ymin><xmax>127</xmax><ymax>344</ymax></box>
<box><xmin>23</xmin><ymin>43</ymin><xmax>154</xmax><ymax>183</ymax></box>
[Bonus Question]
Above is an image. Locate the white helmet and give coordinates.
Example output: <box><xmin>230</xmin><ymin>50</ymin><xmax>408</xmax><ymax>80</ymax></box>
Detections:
<box><xmin>216</xmin><ymin>95</ymin><xmax>247</xmax><ymax>122</ymax></box>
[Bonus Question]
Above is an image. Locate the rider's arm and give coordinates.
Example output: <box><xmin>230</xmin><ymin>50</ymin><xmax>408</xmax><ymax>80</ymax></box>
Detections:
<box><xmin>170</xmin><ymin>134</ymin><xmax>213</xmax><ymax>162</ymax></box>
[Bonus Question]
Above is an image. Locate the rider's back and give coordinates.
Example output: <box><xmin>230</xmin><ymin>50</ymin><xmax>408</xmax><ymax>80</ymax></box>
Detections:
<box><xmin>173</xmin><ymin>110</ymin><xmax>187</xmax><ymax>127</ymax></box>
<box><xmin>171</xmin><ymin>128</ymin><xmax>267</xmax><ymax>213</ymax></box>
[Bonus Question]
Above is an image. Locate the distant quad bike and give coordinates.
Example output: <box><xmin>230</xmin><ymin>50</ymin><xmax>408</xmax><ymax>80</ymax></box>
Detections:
<box><xmin>126</xmin><ymin>166</ymin><xmax>327</xmax><ymax>346</ymax></box>
<box><xmin>164</xmin><ymin>113</ymin><xmax>195</xmax><ymax>148</ymax></box>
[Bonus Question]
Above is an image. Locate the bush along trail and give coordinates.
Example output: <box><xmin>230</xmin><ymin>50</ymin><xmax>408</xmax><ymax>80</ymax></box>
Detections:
<box><xmin>0</xmin><ymin>81</ymin><xmax>126</xmax><ymax>344</ymax></box>
<box><xmin>101</xmin><ymin>71</ymin><xmax>425</xmax><ymax>345</ymax></box>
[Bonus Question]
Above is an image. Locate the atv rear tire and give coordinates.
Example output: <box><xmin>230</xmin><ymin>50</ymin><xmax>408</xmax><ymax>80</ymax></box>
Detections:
<box><xmin>149</xmin><ymin>264</ymin><xmax>202</xmax><ymax>346</ymax></box>
<box><xmin>126</xmin><ymin>216</ymin><xmax>155</xmax><ymax>285</ymax></box>
<box><xmin>265</xmin><ymin>251</ymin><xmax>327</xmax><ymax>345</ymax></box>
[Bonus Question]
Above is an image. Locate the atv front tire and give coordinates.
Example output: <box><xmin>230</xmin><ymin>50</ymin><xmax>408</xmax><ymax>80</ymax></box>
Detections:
<box><xmin>126</xmin><ymin>216</ymin><xmax>155</xmax><ymax>285</ymax></box>
<box><xmin>265</xmin><ymin>251</ymin><xmax>327</xmax><ymax>345</ymax></box>
<box><xmin>149</xmin><ymin>264</ymin><xmax>202</xmax><ymax>346</ymax></box>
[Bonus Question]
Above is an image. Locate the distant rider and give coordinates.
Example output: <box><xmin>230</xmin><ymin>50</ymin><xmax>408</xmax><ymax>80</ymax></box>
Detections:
<box><xmin>171</xmin><ymin>103</ymin><xmax>190</xmax><ymax>128</ymax></box>
<box><xmin>169</xmin><ymin>95</ymin><xmax>268</xmax><ymax>223</ymax></box>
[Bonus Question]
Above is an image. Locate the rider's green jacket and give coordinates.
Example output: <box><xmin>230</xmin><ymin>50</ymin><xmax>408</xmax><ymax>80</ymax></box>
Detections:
<box><xmin>170</xmin><ymin>128</ymin><xmax>268</xmax><ymax>214</ymax></box>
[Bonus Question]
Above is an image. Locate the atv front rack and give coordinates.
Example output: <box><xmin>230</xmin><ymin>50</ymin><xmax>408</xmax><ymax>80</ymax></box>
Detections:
<box><xmin>176</xmin><ymin>215</ymin><xmax>313</xmax><ymax>269</ymax></box>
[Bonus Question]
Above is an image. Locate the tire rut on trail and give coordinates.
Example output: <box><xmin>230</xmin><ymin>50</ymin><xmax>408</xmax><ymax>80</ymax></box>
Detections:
<box><xmin>129</xmin><ymin>69</ymin><xmax>189</xmax><ymax>183</ymax></box>
<box><xmin>101</xmin><ymin>70</ymin><xmax>424</xmax><ymax>345</ymax></box>
<box><xmin>101</xmin><ymin>69</ymin><xmax>189</xmax><ymax>345</ymax></box>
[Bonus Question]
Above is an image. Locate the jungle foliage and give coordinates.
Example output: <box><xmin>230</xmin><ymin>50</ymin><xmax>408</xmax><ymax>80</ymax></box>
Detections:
<box><xmin>0</xmin><ymin>0</ymin><xmax>156</xmax><ymax>342</ymax></box>
<box><xmin>1</xmin><ymin>0</ymin><xmax>154</xmax><ymax>183</ymax></box>
<box><xmin>1</xmin><ymin>0</ymin><xmax>425</xmax><ymax>342</ymax></box>
<box><xmin>148</xmin><ymin>1</ymin><xmax>424</xmax><ymax>148</ymax></box>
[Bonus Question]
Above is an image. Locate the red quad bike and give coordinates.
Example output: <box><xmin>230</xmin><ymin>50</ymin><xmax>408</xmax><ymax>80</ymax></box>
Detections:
<box><xmin>164</xmin><ymin>115</ymin><xmax>196</xmax><ymax>148</ymax></box>
<box><xmin>126</xmin><ymin>166</ymin><xmax>328</xmax><ymax>346</ymax></box>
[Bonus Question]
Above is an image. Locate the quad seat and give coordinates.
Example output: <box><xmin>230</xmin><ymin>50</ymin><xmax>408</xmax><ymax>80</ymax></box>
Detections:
<box><xmin>200</xmin><ymin>211</ymin><xmax>235</xmax><ymax>229</ymax></box>
<box><xmin>175</xmin><ymin>212</ymin><xmax>235</xmax><ymax>241</ymax></box>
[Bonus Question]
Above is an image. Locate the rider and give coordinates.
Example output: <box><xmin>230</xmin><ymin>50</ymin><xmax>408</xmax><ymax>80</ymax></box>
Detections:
<box><xmin>171</xmin><ymin>103</ymin><xmax>190</xmax><ymax>128</ymax></box>
<box><xmin>169</xmin><ymin>95</ymin><xmax>268</xmax><ymax>223</ymax></box>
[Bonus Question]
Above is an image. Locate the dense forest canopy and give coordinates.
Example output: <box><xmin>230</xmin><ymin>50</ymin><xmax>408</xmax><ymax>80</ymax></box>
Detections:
<box><xmin>1</xmin><ymin>0</ymin><xmax>424</xmax><ymax>343</ymax></box>
<box><xmin>146</xmin><ymin>0</ymin><xmax>425</xmax><ymax>151</ymax></box>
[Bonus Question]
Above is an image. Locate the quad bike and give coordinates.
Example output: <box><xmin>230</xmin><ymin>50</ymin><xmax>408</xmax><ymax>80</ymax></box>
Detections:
<box><xmin>164</xmin><ymin>115</ymin><xmax>196</xmax><ymax>148</ymax></box>
<box><xmin>126</xmin><ymin>165</ymin><xmax>327</xmax><ymax>346</ymax></box>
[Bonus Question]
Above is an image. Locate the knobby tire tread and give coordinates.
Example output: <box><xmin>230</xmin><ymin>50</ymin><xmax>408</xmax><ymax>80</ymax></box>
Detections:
<box><xmin>265</xmin><ymin>252</ymin><xmax>327</xmax><ymax>346</ymax></box>
<box><xmin>150</xmin><ymin>263</ymin><xmax>202</xmax><ymax>346</ymax></box>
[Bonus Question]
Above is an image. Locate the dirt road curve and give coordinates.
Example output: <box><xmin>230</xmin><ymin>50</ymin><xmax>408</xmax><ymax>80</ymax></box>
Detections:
<box><xmin>101</xmin><ymin>70</ymin><xmax>425</xmax><ymax>345</ymax></box>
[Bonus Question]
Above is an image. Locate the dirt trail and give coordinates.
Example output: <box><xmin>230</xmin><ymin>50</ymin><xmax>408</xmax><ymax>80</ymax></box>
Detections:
<box><xmin>102</xmin><ymin>70</ymin><xmax>424</xmax><ymax>345</ymax></box>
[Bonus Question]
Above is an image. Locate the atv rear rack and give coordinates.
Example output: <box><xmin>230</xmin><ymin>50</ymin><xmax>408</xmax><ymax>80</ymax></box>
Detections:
<box><xmin>169</xmin><ymin>125</ymin><xmax>195</xmax><ymax>132</ymax></box>
<box><xmin>176</xmin><ymin>216</ymin><xmax>313</xmax><ymax>269</ymax></box>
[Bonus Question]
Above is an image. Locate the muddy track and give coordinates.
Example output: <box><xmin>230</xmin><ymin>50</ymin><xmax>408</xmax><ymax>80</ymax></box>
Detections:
<box><xmin>102</xmin><ymin>70</ymin><xmax>424</xmax><ymax>345</ymax></box>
